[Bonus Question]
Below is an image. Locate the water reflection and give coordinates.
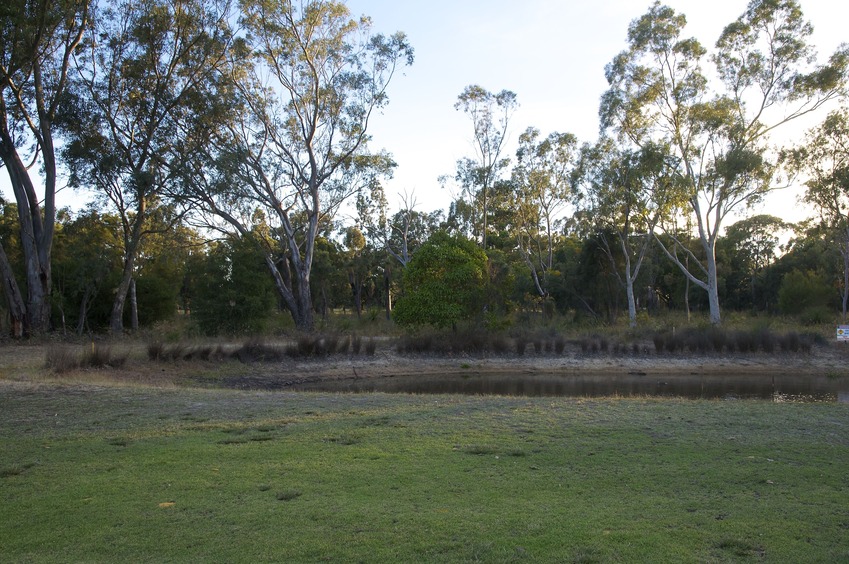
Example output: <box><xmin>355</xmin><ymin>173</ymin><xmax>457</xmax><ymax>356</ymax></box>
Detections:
<box><xmin>291</xmin><ymin>373</ymin><xmax>849</xmax><ymax>403</ymax></box>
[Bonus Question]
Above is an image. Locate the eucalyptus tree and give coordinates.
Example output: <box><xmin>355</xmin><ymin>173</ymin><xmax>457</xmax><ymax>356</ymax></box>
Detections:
<box><xmin>601</xmin><ymin>0</ymin><xmax>848</xmax><ymax>324</ymax></box>
<box><xmin>355</xmin><ymin>188</ymin><xmax>442</xmax><ymax>320</ymax></box>
<box><xmin>577</xmin><ymin>139</ymin><xmax>671</xmax><ymax>327</ymax></box>
<box><xmin>0</xmin><ymin>199</ymin><xmax>26</xmax><ymax>336</ymax></box>
<box><xmin>192</xmin><ymin>233</ymin><xmax>277</xmax><ymax>335</ymax></box>
<box><xmin>722</xmin><ymin>214</ymin><xmax>788</xmax><ymax>310</ymax></box>
<box><xmin>510</xmin><ymin>127</ymin><xmax>579</xmax><ymax>301</ymax></box>
<box><xmin>453</xmin><ymin>85</ymin><xmax>517</xmax><ymax>249</ymax></box>
<box><xmin>786</xmin><ymin>108</ymin><xmax>849</xmax><ymax>317</ymax></box>
<box><xmin>178</xmin><ymin>0</ymin><xmax>412</xmax><ymax>331</ymax></box>
<box><xmin>343</xmin><ymin>225</ymin><xmax>369</xmax><ymax>318</ymax></box>
<box><xmin>66</xmin><ymin>0</ymin><xmax>232</xmax><ymax>334</ymax></box>
<box><xmin>52</xmin><ymin>207</ymin><xmax>123</xmax><ymax>334</ymax></box>
<box><xmin>0</xmin><ymin>0</ymin><xmax>89</xmax><ymax>336</ymax></box>
<box><xmin>357</xmin><ymin>188</ymin><xmax>440</xmax><ymax>267</ymax></box>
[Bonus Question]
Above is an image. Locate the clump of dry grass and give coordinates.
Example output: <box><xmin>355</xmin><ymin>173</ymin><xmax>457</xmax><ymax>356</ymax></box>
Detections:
<box><xmin>651</xmin><ymin>327</ymin><xmax>816</xmax><ymax>355</ymax></box>
<box><xmin>235</xmin><ymin>339</ymin><xmax>285</xmax><ymax>362</ymax></box>
<box><xmin>147</xmin><ymin>341</ymin><xmax>226</xmax><ymax>362</ymax></box>
<box><xmin>46</xmin><ymin>343</ymin><xmax>127</xmax><ymax>373</ymax></box>
<box><xmin>45</xmin><ymin>345</ymin><xmax>79</xmax><ymax>373</ymax></box>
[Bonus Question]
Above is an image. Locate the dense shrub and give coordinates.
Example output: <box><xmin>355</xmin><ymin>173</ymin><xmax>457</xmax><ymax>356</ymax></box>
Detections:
<box><xmin>800</xmin><ymin>306</ymin><xmax>833</xmax><ymax>325</ymax></box>
<box><xmin>393</xmin><ymin>232</ymin><xmax>487</xmax><ymax>329</ymax></box>
<box><xmin>191</xmin><ymin>236</ymin><xmax>278</xmax><ymax>336</ymax></box>
<box><xmin>778</xmin><ymin>270</ymin><xmax>833</xmax><ymax>316</ymax></box>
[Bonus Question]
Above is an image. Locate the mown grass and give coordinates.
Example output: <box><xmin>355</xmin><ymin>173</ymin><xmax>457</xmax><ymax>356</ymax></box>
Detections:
<box><xmin>1</xmin><ymin>382</ymin><xmax>847</xmax><ymax>562</ymax></box>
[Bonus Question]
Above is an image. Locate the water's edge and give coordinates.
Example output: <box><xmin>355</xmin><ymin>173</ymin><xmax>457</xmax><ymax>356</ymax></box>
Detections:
<box><xmin>290</xmin><ymin>372</ymin><xmax>849</xmax><ymax>402</ymax></box>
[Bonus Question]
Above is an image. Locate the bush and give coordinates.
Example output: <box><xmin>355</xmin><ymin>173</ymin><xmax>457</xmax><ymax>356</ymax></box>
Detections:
<box><xmin>800</xmin><ymin>306</ymin><xmax>833</xmax><ymax>325</ymax></box>
<box><xmin>191</xmin><ymin>236</ymin><xmax>278</xmax><ymax>336</ymax></box>
<box><xmin>778</xmin><ymin>270</ymin><xmax>833</xmax><ymax>316</ymax></box>
<box><xmin>393</xmin><ymin>232</ymin><xmax>488</xmax><ymax>329</ymax></box>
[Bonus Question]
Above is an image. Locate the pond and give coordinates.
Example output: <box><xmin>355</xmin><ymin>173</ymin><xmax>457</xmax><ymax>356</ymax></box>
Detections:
<box><xmin>290</xmin><ymin>372</ymin><xmax>849</xmax><ymax>403</ymax></box>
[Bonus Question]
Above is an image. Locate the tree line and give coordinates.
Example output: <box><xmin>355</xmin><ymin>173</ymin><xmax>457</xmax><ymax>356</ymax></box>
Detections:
<box><xmin>0</xmin><ymin>0</ymin><xmax>847</xmax><ymax>338</ymax></box>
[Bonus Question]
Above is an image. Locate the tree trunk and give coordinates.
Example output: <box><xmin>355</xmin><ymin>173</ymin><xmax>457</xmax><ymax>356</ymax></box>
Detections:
<box><xmin>0</xmin><ymin>128</ymin><xmax>51</xmax><ymax>334</ymax></box>
<box><xmin>296</xmin><ymin>269</ymin><xmax>314</xmax><ymax>330</ymax></box>
<box><xmin>705</xmin><ymin>251</ymin><xmax>721</xmax><ymax>325</ymax></box>
<box><xmin>110</xmin><ymin>199</ymin><xmax>147</xmax><ymax>335</ymax></box>
<box><xmin>265</xmin><ymin>254</ymin><xmax>309</xmax><ymax>330</ymax></box>
<box><xmin>0</xmin><ymin>241</ymin><xmax>27</xmax><ymax>338</ymax></box>
<box><xmin>76</xmin><ymin>286</ymin><xmax>93</xmax><ymax>335</ymax></box>
<box><xmin>349</xmin><ymin>270</ymin><xmax>362</xmax><ymax>319</ymax></box>
<box><xmin>842</xmin><ymin>227</ymin><xmax>849</xmax><ymax>321</ymax></box>
<box><xmin>129</xmin><ymin>277</ymin><xmax>139</xmax><ymax>331</ymax></box>
<box><xmin>384</xmin><ymin>266</ymin><xmax>392</xmax><ymax>321</ymax></box>
<box><xmin>110</xmin><ymin>255</ymin><xmax>137</xmax><ymax>334</ymax></box>
<box><xmin>482</xmin><ymin>185</ymin><xmax>488</xmax><ymax>250</ymax></box>
<box><xmin>625</xmin><ymin>276</ymin><xmax>637</xmax><ymax>328</ymax></box>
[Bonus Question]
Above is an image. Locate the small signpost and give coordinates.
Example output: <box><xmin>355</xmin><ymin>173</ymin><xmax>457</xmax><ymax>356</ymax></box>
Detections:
<box><xmin>837</xmin><ymin>326</ymin><xmax>849</xmax><ymax>342</ymax></box>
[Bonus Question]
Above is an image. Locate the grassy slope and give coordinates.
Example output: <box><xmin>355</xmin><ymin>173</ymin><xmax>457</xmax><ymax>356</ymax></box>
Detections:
<box><xmin>1</xmin><ymin>382</ymin><xmax>847</xmax><ymax>562</ymax></box>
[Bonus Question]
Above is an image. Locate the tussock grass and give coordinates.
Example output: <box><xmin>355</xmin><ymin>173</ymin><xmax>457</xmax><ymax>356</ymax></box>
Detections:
<box><xmin>45</xmin><ymin>343</ymin><xmax>127</xmax><ymax>373</ymax></box>
<box><xmin>145</xmin><ymin>334</ymin><xmax>375</xmax><ymax>365</ymax></box>
<box><xmin>276</xmin><ymin>490</ymin><xmax>302</xmax><ymax>501</ymax></box>
<box><xmin>648</xmin><ymin>327</ymin><xmax>817</xmax><ymax>356</ymax></box>
<box><xmin>127</xmin><ymin>322</ymin><xmax>831</xmax><ymax>368</ymax></box>
<box><xmin>45</xmin><ymin>345</ymin><xmax>79</xmax><ymax>373</ymax></box>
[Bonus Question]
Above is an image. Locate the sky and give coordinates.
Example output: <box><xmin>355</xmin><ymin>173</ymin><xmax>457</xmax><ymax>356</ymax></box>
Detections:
<box><xmin>2</xmin><ymin>0</ymin><xmax>847</xmax><ymax>225</ymax></box>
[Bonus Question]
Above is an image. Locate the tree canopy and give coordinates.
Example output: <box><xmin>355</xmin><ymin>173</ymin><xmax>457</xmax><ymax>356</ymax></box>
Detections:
<box><xmin>393</xmin><ymin>232</ymin><xmax>487</xmax><ymax>329</ymax></box>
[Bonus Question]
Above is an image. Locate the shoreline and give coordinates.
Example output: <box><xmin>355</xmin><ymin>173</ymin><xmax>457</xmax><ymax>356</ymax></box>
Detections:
<box><xmin>1</xmin><ymin>342</ymin><xmax>846</xmax><ymax>389</ymax></box>
<box><xmin>267</xmin><ymin>346</ymin><xmax>846</xmax><ymax>384</ymax></box>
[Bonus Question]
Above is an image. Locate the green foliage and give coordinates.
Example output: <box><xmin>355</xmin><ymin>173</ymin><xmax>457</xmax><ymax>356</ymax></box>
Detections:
<box><xmin>134</xmin><ymin>264</ymin><xmax>181</xmax><ymax>327</ymax></box>
<box><xmin>778</xmin><ymin>270</ymin><xmax>833</xmax><ymax>315</ymax></box>
<box><xmin>310</xmin><ymin>236</ymin><xmax>349</xmax><ymax>317</ymax></box>
<box><xmin>191</xmin><ymin>236</ymin><xmax>278</xmax><ymax>335</ymax></box>
<box><xmin>393</xmin><ymin>232</ymin><xmax>487</xmax><ymax>328</ymax></box>
<box><xmin>52</xmin><ymin>209</ymin><xmax>124</xmax><ymax>333</ymax></box>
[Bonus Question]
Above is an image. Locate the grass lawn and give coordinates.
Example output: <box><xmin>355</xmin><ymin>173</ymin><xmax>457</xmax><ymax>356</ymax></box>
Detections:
<box><xmin>1</xmin><ymin>381</ymin><xmax>847</xmax><ymax>562</ymax></box>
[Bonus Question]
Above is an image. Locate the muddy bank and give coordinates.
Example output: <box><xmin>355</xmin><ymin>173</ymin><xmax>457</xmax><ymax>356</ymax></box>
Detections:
<box><xmin>214</xmin><ymin>345</ymin><xmax>848</xmax><ymax>391</ymax></box>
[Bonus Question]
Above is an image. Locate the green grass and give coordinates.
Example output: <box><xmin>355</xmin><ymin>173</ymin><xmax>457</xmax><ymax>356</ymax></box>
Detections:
<box><xmin>1</xmin><ymin>382</ymin><xmax>848</xmax><ymax>562</ymax></box>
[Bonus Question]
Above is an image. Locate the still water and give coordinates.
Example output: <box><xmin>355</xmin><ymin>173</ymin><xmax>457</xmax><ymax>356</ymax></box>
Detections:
<box><xmin>291</xmin><ymin>373</ymin><xmax>849</xmax><ymax>403</ymax></box>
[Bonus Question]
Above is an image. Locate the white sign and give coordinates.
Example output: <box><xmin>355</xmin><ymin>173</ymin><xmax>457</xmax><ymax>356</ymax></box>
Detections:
<box><xmin>837</xmin><ymin>326</ymin><xmax>849</xmax><ymax>341</ymax></box>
